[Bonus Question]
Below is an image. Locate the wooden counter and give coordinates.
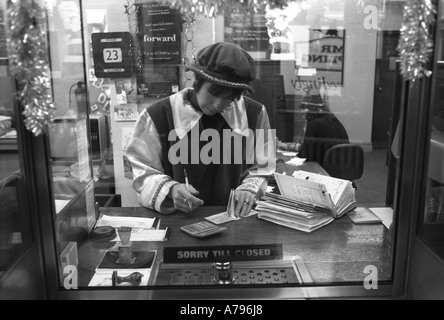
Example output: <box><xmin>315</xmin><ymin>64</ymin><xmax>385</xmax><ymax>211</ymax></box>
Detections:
<box><xmin>77</xmin><ymin>204</ymin><xmax>391</xmax><ymax>287</ymax></box>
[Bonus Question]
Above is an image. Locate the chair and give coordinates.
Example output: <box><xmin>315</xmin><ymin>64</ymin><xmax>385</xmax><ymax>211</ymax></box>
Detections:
<box><xmin>322</xmin><ymin>144</ymin><xmax>364</xmax><ymax>187</ymax></box>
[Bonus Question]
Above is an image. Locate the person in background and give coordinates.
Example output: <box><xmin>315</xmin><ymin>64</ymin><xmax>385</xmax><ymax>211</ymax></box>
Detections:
<box><xmin>126</xmin><ymin>42</ymin><xmax>276</xmax><ymax>218</ymax></box>
<box><xmin>297</xmin><ymin>94</ymin><xmax>349</xmax><ymax>164</ymax></box>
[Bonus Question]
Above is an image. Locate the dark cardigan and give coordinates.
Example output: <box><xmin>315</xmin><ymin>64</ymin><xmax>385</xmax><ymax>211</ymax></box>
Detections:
<box><xmin>146</xmin><ymin>96</ymin><xmax>263</xmax><ymax>206</ymax></box>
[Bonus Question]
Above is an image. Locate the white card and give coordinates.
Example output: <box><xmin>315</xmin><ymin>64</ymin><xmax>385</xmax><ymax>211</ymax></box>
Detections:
<box><xmin>205</xmin><ymin>210</ymin><xmax>258</xmax><ymax>225</ymax></box>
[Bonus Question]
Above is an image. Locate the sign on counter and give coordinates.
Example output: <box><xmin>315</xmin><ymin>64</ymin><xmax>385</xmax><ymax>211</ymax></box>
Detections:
<box><xmin>164</xmin><ymin>244</ymin><xmax>283</xmax><ymax>264</ymax></box>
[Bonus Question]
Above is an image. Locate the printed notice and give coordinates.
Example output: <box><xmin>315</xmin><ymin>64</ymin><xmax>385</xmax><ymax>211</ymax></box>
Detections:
<box><xmin>76</xmin><ymin>119</ymin><xmax>91</xmax><ymax>182</ymax></box>
<box><xmin>86</xmin><ymin>180</ymin><xmax>96</xmax><ymax>230</ymax></box>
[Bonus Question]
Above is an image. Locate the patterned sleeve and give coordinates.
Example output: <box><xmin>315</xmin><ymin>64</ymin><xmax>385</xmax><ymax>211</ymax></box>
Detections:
<box><xmin>126</xmin><ymin>109</ymin><xmax>179</xmax><ymax>214</ymax></box>
<box><xmin>237</xmin><ymin>105</ymin><xmax>276</xmax><ymax>198</ymax></box>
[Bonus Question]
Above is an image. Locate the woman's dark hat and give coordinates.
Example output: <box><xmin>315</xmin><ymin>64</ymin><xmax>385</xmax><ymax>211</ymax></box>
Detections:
<box><xmin>187</xmin><ymin>42</ymin><xmax>256</xmax><ymax>92</ymax></box>
<box><xmin>301</xmin><ymin>94</ymin><xmax>326</xmax><ymax>109</ymax></box>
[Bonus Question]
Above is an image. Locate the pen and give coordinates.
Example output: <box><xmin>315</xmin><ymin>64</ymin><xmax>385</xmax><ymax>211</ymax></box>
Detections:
<box><xmin>184</xmin><ymin>169</ymin><xmax>192</xmax><ymax>211</ymax></box>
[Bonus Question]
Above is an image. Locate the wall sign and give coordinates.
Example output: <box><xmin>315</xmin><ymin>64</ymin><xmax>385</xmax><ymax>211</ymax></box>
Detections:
<box><xmin>224</xmin><ymin>5</ymin><xmax>270</xmax><ymax>59</ymax></box>
<box><xmin>305</xmin><ymin>29</ymin><xmax>345</xmax><ymax>78</ymax></box>
<box><xmin>136</xmin><ymin>2</ymin><xmax>181</xmax><ymax>97</ymax></box>
<box><xmin>163</xmin><ymin>244</ymin><xmax>283</xmax><ymax>264</ymax></box>
<box><xmin>138</xmin><ymin>2</ymin><xmax>182</xmax><ymax>65</ymax></box>
<box><xmin>282</xmin><ymin>28</ymin><xmax>346</xmax><ymax>96</ymax></box>
<box><xmin>92</xmin><ymin>32</ymin><xmax>133</xmax><ymax>78</ymax></box>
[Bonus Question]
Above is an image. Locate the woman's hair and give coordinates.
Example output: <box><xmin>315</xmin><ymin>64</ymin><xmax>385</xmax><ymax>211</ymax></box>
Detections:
<box><xmin>193</xmin><ymin>73</ymin><xmax>246</xmax><ymax>101</ymax></box>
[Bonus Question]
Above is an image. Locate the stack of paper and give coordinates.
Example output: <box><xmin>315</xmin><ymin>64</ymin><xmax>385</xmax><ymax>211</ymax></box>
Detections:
<box><xmin>110</xmin><ymin>229</ymin><xmax>169</xmax><ymax>242</ymax></box>
<box><xmin>291</xmin><ymin>171</ymin><xmax>357</xmax><ymax>218</ymax></box>
<box><xmin>256</xmin><ymin>194</ymin><xmax>334</xmax><ymax>233</ymax></box>
<box><xmin>256</xmin><ymin>171</ymin><xmax>357</xmax><ymax>233</ymax></box>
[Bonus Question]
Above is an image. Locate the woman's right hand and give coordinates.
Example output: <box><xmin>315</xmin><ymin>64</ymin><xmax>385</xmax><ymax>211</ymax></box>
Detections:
<box><xmin>169</xmin><ymin>184</ymin><xmax>204</xmax><ymax>213</ymax></box>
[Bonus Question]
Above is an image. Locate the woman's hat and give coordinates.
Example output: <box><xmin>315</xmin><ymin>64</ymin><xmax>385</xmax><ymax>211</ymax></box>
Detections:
<box><xmin>300</xmin><ymin>94</ymin><xmax>326</xmax><ymax>110</ymax></box>
<box><xmin>187</xmin><ymin>42</ymin><xmax>256</xmax><ymax>92</ymax></box>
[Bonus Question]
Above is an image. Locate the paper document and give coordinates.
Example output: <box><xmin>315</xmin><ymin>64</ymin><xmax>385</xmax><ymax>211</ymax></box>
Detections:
<box><xmin>55</xmin><ymin>199</ymin><xmax>71</xmax><ymax>215</ymax></box>
<box><xmin>285</xmin><ymin>157</ymin><xmax>306</xmax><ymax>166</ymax></box>
<box><xmin>111</xmin><ymin>229</ymin><xmax>169</xmax><ymax>242</ymax></box>
<box><xmin>369</xmin><ymin>207</ymin><xmax>394</xmax><ymax>229</ymax></box>
<box><xmin>348</xmin><ymin>207</ymin><xmax>382</xmax><ymax>225</ymax></box>
<box><xmin>275</xmin><ymin>173</ymin><xmax>334</xmax><ymax>211</ymax></box>
<box><xmin>292</xmin><ymin>171</ymin><xmax>349</xmax><ymax>205</ymax></box>
<box><xmin>205</xmin><ymin>210</ymin><xmax>258</xmax><ymax>225</ymax></box>
<box><xmin>96</xmin><ymin>215</ymin><xmax>157</xmax><ymax>229</ymax></box>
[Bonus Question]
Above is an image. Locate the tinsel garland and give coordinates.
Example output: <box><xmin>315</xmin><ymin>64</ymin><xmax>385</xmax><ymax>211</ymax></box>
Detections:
<box><xmin>7</xmin><ymin>0</ymin><xmax>55</xmax><ymax>136</ymax></box>
<box><xmin>397</xmin><ymin>0</ymin><xmax>436</xmax><ymax>82</ymax></box>
<box><xmin>160</xmin><ymin>0</ymin><xmax>289</xmax><ymax>17</ymax></box>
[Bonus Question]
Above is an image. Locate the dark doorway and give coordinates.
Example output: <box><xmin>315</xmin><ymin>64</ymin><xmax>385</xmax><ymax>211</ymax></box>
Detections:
<box><xmin>372</xmin><ymin>31</ymin><xmax>400</xmax><ymax>149</ymax></box>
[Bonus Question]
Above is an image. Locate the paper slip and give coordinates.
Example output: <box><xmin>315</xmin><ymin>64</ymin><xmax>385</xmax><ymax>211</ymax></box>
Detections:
<box><xmin>205</xmin><ymin>210</ymin><xmax>258</xmax><ymax>225</ymax></box>
<box><xmin>266</xmin><ymin>186</ymin><xmax>275</xmax><ymax>193</ymax></box>
<box><xmin>369</xmin><ymin>207</ymin><xmax>394</xmax><ymax>229</ymax></box>
<box><xmin>55</xmin><ymin>199</ymin><xmax>71</xmax><ymax>215</ymax></box>
<box><xmin>111</xmin><ymin>229</ymin><xmax>169</xmax><ymax>242</ymax></box>
<box><xmin>285</xmin><ymin>157</ymin><xmax>306</xmax><ymax>166</ymax></box>
<box><xmin>96</xmin><ymin>215</ymin><xmax>157</xmax><ymax>229</ymax></box>
<box><xmin>282</xmin><ymin>151</ymin><xmax>298</xmax><ymax>157</ymax></box>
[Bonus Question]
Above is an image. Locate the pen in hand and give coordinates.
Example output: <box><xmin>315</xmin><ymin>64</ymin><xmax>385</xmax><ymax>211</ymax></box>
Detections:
<box><xmin>184</xmin><ymin>169</ymin><xmax>192</xmax><ymax>211</ymax></box>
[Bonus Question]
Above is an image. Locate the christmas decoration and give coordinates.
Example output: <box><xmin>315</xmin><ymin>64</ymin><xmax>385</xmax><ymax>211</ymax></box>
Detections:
<box><xmin>397</xmin><ymin>0</ymin><xmax>436</xmax><ymax>82</ymax></box>
<box><xmin>160</xmin><ymin>0</ymin><xmax>290</xmax><ymax>18</ymax></box>
<box><xmin>7</xmin><ymin>0</ymin><xmax>55</xmax><ymax>136</ymax></box>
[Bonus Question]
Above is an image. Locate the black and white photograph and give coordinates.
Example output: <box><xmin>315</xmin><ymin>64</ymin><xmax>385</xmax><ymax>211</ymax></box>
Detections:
<box><xmin>1</xmin><ymin>0</ymin><xmax>443</xmax><ymax>302</ymax></box>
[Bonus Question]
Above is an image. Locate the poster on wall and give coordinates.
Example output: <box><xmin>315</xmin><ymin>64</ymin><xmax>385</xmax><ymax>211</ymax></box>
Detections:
<box><xmin>304</xmin><ymin>29</ymin><xmax>345</xmax><ymax>83</ymax></box>
<box><xmin>137</xmin><ymin>2</ymin><xmax>181</xmax><ymax>98</ymax></box>
<box><xmin>138</xmin><ymin>2</ymin><xmax>181</xmax><ymax>64</ymax></box>
<box><xmin>138</xmin><ymin>65</ymin><xmax>180</xmax><ymax>98</ymax></box>
<box><xmin>224</xmin><ymin>5</ymin><xmax>270</xmax><ymax>59</ymax></box>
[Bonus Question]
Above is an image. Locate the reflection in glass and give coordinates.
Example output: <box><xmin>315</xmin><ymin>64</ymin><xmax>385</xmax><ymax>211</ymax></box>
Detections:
<box><xmin>418</xmin><ymin>12</ymin><xmax>444</xmax><ymax>260</ymax></box>
<box><xmin>45</xmin><ymin>0</ymin><xmax>403</xmax><ymax>291</ymax></box>
<box><xmin>0</xmin><ymin>75</ymin><xmax>32</xmax><ymax>278</ymax></box>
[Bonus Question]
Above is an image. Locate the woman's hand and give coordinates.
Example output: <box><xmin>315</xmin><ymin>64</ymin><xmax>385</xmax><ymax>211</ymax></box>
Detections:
<box><xmin>169</xmin><ymin>184</ymin><xmax>204</xmax><ymax>213</ymax></box>
<box><xmin>232</xmin><ymin>189</ymin><xmax>256</xmax><ymax>218</ymax></box>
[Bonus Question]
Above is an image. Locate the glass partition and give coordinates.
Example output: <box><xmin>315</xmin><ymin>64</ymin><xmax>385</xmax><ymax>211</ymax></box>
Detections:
<box><xmin>0</xmin><ymin>1</ymin><xmax>32</xmax><ymax>280</ymax></box>
<box><xmin>42</xmin><ymin>0</ymin><xmax>409</xmax><ymax>295</ymax></box>
<box><xmin>45</xmin><ymin>0</ymin><xmax>95</xmax><ymax>287</ymax></box>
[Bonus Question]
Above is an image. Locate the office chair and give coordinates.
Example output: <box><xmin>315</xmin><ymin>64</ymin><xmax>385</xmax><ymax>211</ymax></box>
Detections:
<box><xmin>322</xmin><ymin>144</ymin><xmax>364</xmax><ymax>188</ymax></box>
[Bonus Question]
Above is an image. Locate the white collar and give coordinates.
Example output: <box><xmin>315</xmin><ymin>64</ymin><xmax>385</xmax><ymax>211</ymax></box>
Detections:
<box><xmin>169</xmin><ymin>88</ymin><xmax>250</xmax><ymax>140</ymax></box>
